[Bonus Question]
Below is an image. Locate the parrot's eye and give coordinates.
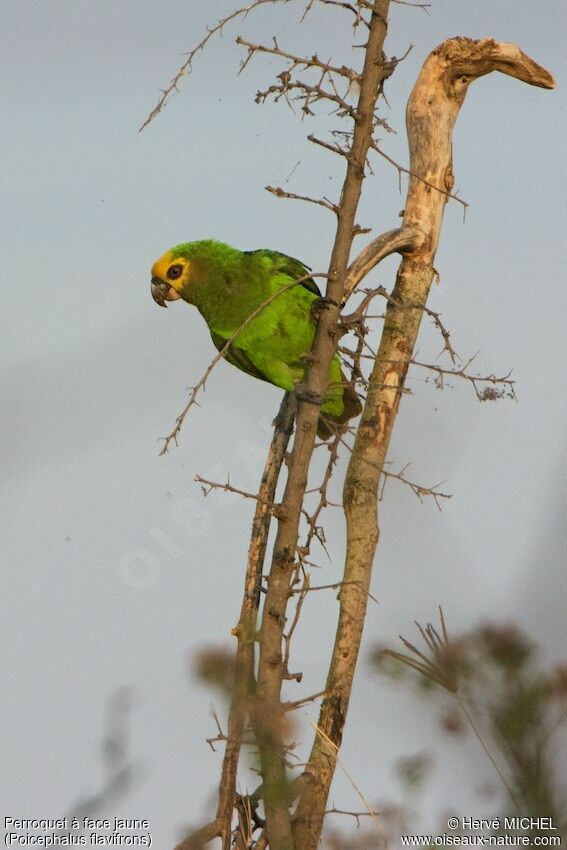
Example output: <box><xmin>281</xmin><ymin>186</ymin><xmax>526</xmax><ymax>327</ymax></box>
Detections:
<box><xmin>167</xmin><ymin>264</ymin><xmax>183</xmax><ymax>280</ymax></box>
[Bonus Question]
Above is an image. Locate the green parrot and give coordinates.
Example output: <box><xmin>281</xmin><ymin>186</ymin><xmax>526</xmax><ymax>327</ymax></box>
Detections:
<box><xmin>150</xmin><ymin>240</ymin><xmax>361</xmax><ymax>438</ymax></box>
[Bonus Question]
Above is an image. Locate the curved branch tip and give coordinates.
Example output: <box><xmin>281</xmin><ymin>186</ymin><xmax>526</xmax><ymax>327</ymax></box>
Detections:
<box><xmin>435</xmin><ymin>36</ymin><xmax>554</xmax><ymax>90</ymax></box>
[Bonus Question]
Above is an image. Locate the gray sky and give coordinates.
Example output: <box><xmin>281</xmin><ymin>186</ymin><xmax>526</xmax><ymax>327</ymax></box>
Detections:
<box><xmin>2</xmin><ymin>0</ymin><xmax>566</xmax><ymax>845</ymax></box>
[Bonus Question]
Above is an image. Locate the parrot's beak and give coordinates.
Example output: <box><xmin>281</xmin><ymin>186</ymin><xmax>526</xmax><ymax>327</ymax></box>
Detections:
<box><xmin>151</xmin><ymin>276</ymin><xmax>180</xmax><ymax>308</ymax></box>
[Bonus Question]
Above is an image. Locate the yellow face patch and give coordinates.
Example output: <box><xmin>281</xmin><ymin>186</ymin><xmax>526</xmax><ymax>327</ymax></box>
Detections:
<box><xmin>151</xmin><ymin>250</ymin><xmax>192</xmax><ymax>294</ymax></box>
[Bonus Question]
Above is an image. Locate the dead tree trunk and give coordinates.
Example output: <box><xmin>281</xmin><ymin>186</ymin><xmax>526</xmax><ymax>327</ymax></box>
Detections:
<box><xmin>292</xmin><ymin>37</ymin><xmax>553</xmax><ymax>850</ymax></box>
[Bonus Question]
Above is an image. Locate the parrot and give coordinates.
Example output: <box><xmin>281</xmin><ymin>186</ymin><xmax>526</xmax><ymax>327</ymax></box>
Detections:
<box><xmin>150</xmin><ymin>240</ymin><xmax>361</xmax><ymax>439</ymax></box>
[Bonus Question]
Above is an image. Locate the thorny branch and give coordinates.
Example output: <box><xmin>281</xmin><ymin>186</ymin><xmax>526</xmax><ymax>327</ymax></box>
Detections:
<box><xmin>301</xmin><ymin>0</ymin><xmax>370</xmax><ymax>28</ymax></box>
<box><xmin>340</xmin><ymin>338</ymin><xmax>516</xmax><ymax>401</ymax></box>
<box><xmin>139</xmin><ymin>0</ymin><xmax>295</xmax><ymax>132</ymax></box>
<box><xmin>176</xmin><ymin>396</ymin><xmax>296</xmax><ymax>850</ymax></box>
<box><xmin>283</xmin><ymin>571</ymin><xmax>310</xmax><ymax>681</ymax></box>
<box><xmin>357</xmin><ymin>0</ymin><xmax>427</xmax><ymax>9</ymax></box>
<box><xmin>336</xmin><ymin>428</ymin><xmax>453</xmax><ymax>508</ymax></box>
<box><xmin>390</xmin><ymin>0</ymin><xmax>430</xmax><ymax>7</ymax></box>
<box><xmin>297</xmin><ymin>580</ymin><xmax>378</xmax><ymax>604</ymax></box>
<box><xmin>422</xmin><ymin>304</ymin><xmax>458</xmax><ymax>363</ymax></box>
<box><xmin>343</xmin><ymin>281</ymin><xmax>518</xmax><ymax>385</ymax></box>
<box><xmin>370</xmin><ymin>140</ymin><xmax>469</xmax><ymax>216</ymax></box>
<box><xmin>255</xmin><ymin>74</ymin><xmax>357</xmax><ymax>118</ymax></box>
<box><xmin>247</xmin><ymin>34</ymin><xmax>412</xmax><ymax>122</ymax></box>
<box><xmin>253</xmin><ymin>5</ymin><xmax>393</xmax><ymax>847</ymax></box>
<box><xmin>380</xmin><ymin>464</ymin><xmax>451</xmax><ymax>510</ymax></box>
<box><xmin>284</xmin><ymin>689</ymin><xmax>328</xmax><ymax>711</ymax></box>
<box><xmin>195</xmin><ymin>475</ymin><xmax>284</xmax><ymax>517</ymax></box>
<box><xmin>325</xmin><ymin>807</ymin><xmax>381</xmax><ymax>825</ymax></box>
<box><xmin>412</xmin><ymin>356</ymin><xmax>516</xmax><ymax>400</ymax></box>
<box><xmin>307</xmin><ymin>133</ymin><xmax>353</xmax><ymax>161</ymax></box>
<box><xmin>206</xmin><ymin>707</ymin><xmax>228</xmax><ymax>750</ymax></box>
<box><xmin>237</xmin><ymin>36</ymin><xmax>362</xmax><ymax>84</ymax></box>
<box><xmin>266</xmin><ymin>185</ymin><xmax>338</xmax><ymax>213</ymax></box>
<box><xmin>300</xmin><ymin>436</ymin><xmax>342</xmax><ymax>557</ymax></box>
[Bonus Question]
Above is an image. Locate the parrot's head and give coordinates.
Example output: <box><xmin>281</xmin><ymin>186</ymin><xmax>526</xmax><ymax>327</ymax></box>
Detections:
<box><xmin>150</xmin><ymin>248</ymin><xmax>191</xmax><ymax>308</ymax></box>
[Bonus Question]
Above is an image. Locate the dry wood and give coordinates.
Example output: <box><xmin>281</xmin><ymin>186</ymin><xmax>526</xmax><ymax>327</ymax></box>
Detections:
<box><xmin>252</xmin><ymin>4</ymin><xmax>392</xmax><ymax>848</ymax></box>
<box><xmin>293</xmin><ymin>37</ymin><xmax>553</xmax><ymax>849</ymax></box>
<box><xmin>175</xmin><ymin>397</ymin><xmax>296</xmax><ymax>850</ymax></box>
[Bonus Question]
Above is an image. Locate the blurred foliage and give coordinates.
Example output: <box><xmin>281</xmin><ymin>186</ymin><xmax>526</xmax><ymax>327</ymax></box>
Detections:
<box><xmin>371</xmin><ymin>614</ymin><xmax>567</xmax><ymax>832</ymax></box>
<box><xmin>193</xmin><ymin>644</ymin><xmax>236</xmax><ymax>699</ymax></box>
<box><xmin>189</xmin><ymin>618</ymin><xmax>567</xmax><ymax>845</ymax></box>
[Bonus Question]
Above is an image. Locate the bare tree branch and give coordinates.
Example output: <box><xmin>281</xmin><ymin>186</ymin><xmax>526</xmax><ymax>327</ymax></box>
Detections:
<box><xmin>139</xmin><ymin>0</ymin><xmax>296</xmax><ymax>132</ymax></box>
<box><xmin>251</xmin><ymin>5</ymin><xmax>393</xmax><ymax>847</ymax></box>
<box><xmin>255</xmin><ymin>75</ymin><xmax>357</xmax><ymax>117</ymax></box>
<box><xmin>390</xmin><ymin>0</ymin><xmax>430</xmax><ymax>10</ymax></box>
<box><xmin>195</xmin><ymin>475</ymin><xmax>284</xmax><ymax>517</ymax></box>
<box><xmin>302</xmin><ymin>0</ymin><xmax>370</xmax><ymax>28</ymax></box>
<box><xmin>215</xmin><ymin>395</ymin><xmax>296</xmax><ymax>848</ymax></box>
<box><xmin>380</xmin><ymin>464</ymin><xmax>451</xmax><ymax>509</ymax></box>
<box><xmin>343</xmin><ymin>227</ymin><xmax>422</xmax><ymax>301</ymax></box>
<box><xmin>412</xmin><ymin>356</ymin><xmax>516</xmax><ymax>400</ymax></box>
<box><xmin>180</xmin><ymin>396</ymin><xmax>296</xmax><ymax>850</ymax></box>
<box><xmin>236</xmin><ymin>36</ymin><xmax>362</xmax><ymax>83</ymax></box>
<box><xmin>266</xmin><ymin>185</ymin><xmax>338</xmax><ymax>213</ymax></box>
<box><xmin>174</xmin><ymin>819</ymin><xmax>221</xmax><ymax>850</ymax></box>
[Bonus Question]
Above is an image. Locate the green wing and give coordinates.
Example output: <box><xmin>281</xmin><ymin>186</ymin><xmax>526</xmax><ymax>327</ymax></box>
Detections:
<box><xmin>209</xmin><ymin>330</ymin><xmax>270</xmax><ymax>383</ymax></box>
<box><xmin>244</xmin><ymin>250</ymin><xmax>322</xmax><ymax>298</ymax></box>
<box><xmin>209</xmin><ymin>248</ymin><xmax>322</xmax><ymax>389</ymax></box>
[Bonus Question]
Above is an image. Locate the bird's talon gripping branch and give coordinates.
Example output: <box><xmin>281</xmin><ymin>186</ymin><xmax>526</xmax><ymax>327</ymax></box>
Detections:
<box><xmin>310</xmin><ymin>296</ymin><xmax>340</xmax><ymax>323</ymax></box>
<box><xmin>293</xmin><ymin>383</ymin><xmax>325</xmax><ymax>407</ymax></box>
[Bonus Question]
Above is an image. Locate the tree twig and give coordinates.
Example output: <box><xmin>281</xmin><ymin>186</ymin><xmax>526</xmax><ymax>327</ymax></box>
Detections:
<box><xmin>412</xmin><ymin>356</ymin><xmax>516</xmax><ymax>400</ymax></box>
<box><xmin>302</xmin><ymin>0</ymin><xmax>370</xmax><ymax>28</ymax></box>
<box><xmin>236</xmin><ymin>36</ymin><xmax>362</xmax><ymax>83</ymax></box>
<box><xmin>139</xmin><ymin>0</ymin><xmax>294</xmax><ymax>132</ymax></box>
<box><xmin>380</xmin><ymin>464</ymin><xmax>452</xmax><ymax>510</ymax></box>
<box><xmin>370</xmin><ymin>140</ymin><xmax>469</xmax><ymax>217</ymax></box>
<box><xmin>195</xmin><ymin>474</ymin><xmax>284</xmax><ymax>517</ymax></box>
<box><xmin>266</xmin><ymin>185</ymin><xmax>338</xmax><ymax>213</ymax></box>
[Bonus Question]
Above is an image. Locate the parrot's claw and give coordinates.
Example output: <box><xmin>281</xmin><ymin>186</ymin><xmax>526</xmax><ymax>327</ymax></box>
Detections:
<box><xmin>294</xmin><ymin>383</ymin><xmax>324</xmax><ymax>407</ymax></box>
<box><xmin>310</xmin><ymin>296</ymin><xmax>339</xmax><ymax>323</ymax></box>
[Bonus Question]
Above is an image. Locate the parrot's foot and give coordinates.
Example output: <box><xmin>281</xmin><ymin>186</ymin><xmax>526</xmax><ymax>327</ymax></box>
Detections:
<box><xmin>294</xmin><ymin>382</ymin><xmax>324</xmax><ymax>407</ymax></box>
<box><xmin>310</xmin><ymin>296</ymin><xmax>339</xmax><ymax>323</ymax></box>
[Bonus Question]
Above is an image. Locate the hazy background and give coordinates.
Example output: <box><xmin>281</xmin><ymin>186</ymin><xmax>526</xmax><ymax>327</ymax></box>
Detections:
<box><xmin>2</xmin><ymin>0</ymin><xmax>566</xmax><ymax>845</ymax></box>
